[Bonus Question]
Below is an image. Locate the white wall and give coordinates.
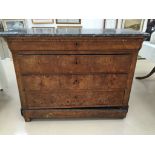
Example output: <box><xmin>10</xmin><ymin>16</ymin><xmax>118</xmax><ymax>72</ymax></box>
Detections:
<box><xmin>81</xmin><ymin>19</ymin><xmax>103</xmax><ymax>29</ymax></box>
<box><xmin>26</xmin><ymin>19</ymin><xmax>105</xmax><ymax>29</ymax></box>
<box><xmin>26</xmin><ymin>19</ymin><xmax>147</xmax><ymax>31</ymax></box>
<box><xmin>26</xmin><ymin>19</ymin><xmax>123</xmax><ymax>29</ymax></box>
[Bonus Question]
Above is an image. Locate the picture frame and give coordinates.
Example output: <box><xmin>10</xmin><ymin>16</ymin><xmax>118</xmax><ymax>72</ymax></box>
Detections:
<box><xmin>145</xmin><ymin>19</ymin><xmax>155</xmax><ymax>41</ymax></box>
<box><xmin>121</xmin><ymin>19</ymin><xmax>145</xmax><ymax>31</ymax></box>
<box><xmin>56</xmin><ymin>26</ymin><xmax>82</xmax><ymax>34</ymax></box>
<box><xmin>103</xmin><ymin>19</ymin><xmax>118</xmax><ymax>29</ymax></box>
<box><xmin>2</xmin><ymin>19</ymin><xmax>26</xmax><ymax>31</ymax></box>
<box><xmin>0</xmin><ymin>20</ymin><xmax>4</xmax><ymax>30</ymax></box>
<box><xmin>32</xmin><ymin>27</ymin><xmax>55</xmax><ymax>33</ymax></box>
<box><xmin>57</xmin><ymin>26</ymin><xmax>82</xmax><ymax>28</ymax></box>
<box><xmin>146</xmin><ymin>19</ymin><xmax>155</xmax><ymax>33</ymax></box>
<box><xmin>32</xmin><ymin>19</ymin><xmax>54</xmax><ymax>24</ymax></box>
<box><xmin>56</xmin><ymin>19</ymin><xmax>81</xmax><ymax>24</ymax></box>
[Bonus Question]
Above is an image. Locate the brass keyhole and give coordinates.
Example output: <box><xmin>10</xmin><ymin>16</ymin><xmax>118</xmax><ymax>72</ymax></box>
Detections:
<box><xmin>75</xmin><ymin>57</ymin><xmax>78</xmax><ymax>64</ymax></box>
<box><xmin>74</xmin><ymin>96</ymin><xmax>78</xmax><ymax>99</ymax></box>
<box><xmin>75</xmin><ymin>42</ymin><xmax>79</xmax><ymax>46</ymax></box>
<box><xmin>73</xmin><ymin>79</ymin><xmax>79</xmax><ymax>84</ymax></box>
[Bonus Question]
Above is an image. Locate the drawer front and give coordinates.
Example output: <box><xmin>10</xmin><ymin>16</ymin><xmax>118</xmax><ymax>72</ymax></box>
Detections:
<box><xmin>18</xmin><ymin>54</ymin><xmax>131</xmax><ymax>74</ymax></box>
<box><xmin>8</xmin><ymin>37</ymin><xmax>143</xmax><ymax>51</ymax></box>
<box><xmin>22</xmin><ymin>74</ymin><xmax>128</xmax><ymax>91</ymax></box>
<box><xmin>25</xmin><ymin>91</ymin><xmax>124</xmax><ymax>108</ymax></box>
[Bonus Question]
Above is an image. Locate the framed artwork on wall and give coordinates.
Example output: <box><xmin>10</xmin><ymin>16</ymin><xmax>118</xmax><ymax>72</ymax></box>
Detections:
<box><xmin>121</xmin><ymin>19</ymin><xmax>144</xmax><ymax>31</ymax></box>
<box><xmin>103</xmin><ymin>19</ymin><xmax>118</xmax><ymax>29</ymax></box>
<box><xmin>56</xmin><ymin>19</ymin><xmax>81</xmax><ymax>24</ymax></box>
<box><xmin>56</xmin><ymin>26</ymin><xmax>82</xmax><ymax>34</ymax></box>
<box><xmin>0</xmin><ymin>20</ymin><xmax>4</xmax><ymax>30</ymax></box>
<box><xmin>32</xmin><ymin>27</ymin><xmax>55</xmax><ymax>33</ymax></box>
<box><xmin>57</xmin><ymin>26</ymin><xmax>82</xmax><ymax>28</ymax></box>
<box><xmin>145</xmin><ymin>19</ymin><xmax>155</xmax><ymax>41</ymax></box>
<box><xmin>2</xmin><ymin>19</ymin><xmax>26</xmax><ymax>31</ymax></box>
<box><xmin>32</xmin><ymin>19</ymin><xmax>54</xmax><ymax>24</ymax></box>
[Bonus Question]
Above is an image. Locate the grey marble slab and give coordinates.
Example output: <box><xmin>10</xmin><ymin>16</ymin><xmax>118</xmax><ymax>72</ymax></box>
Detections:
<box><xmin>0</xmin><ymin>28</ymin><xmax>149</xmax><ymax>37</ymax></box>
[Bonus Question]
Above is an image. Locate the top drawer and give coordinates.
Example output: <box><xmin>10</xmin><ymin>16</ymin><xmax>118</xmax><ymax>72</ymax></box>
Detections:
<box><xmin>7</xmin><ymin>36</ymin><xmax>143</xmax><ymax>51</ymax></box>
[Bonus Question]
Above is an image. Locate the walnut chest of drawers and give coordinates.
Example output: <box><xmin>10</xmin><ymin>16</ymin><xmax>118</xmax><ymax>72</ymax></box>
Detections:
<box><xmin>3</xmin><ymin>28</ymin><xmax>147</xmax><ymax>122</ymax></box>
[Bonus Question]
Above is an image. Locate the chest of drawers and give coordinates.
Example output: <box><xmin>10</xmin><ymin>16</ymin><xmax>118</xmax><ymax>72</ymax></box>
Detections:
<box><xmin>5</xmin><ymin>34</ymin><xmax>144</xmax><ymax>122</ymax></box>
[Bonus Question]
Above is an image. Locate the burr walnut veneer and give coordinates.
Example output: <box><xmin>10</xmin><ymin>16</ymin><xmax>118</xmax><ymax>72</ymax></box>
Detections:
<box><xmin>1</xmin><ymin>28</ymin><xmax>147</xmax><ymax>121</ymax></box>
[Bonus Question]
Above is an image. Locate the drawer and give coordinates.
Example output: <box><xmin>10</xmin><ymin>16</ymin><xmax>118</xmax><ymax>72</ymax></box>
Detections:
<box><xmin>8</xmin><ymin>37</ymin><xmax>143</xmax><ymax>51</ymax></box>
<box><xmin>18</xmin><ymin>54</ymin><xmax>131</xmax><ymax>74</ymax></box>
<box><xmin>25</xmin><ymin>91</ymin><xmax>124</xmax><ymax>108</ymax></box>
<box><xmin>22</xmin><ymin>74</ymin><xmax>128</xmax><ymax>91</ymax></box>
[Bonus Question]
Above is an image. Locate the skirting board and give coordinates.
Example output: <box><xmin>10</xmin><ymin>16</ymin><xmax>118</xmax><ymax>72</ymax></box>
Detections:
<box><xmin>21</xmin><ymin>107</ymin><xmax>128</xmax><ymax>122</ymax></box>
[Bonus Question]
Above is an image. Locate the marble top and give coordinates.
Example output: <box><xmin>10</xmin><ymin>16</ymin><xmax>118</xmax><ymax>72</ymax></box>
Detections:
<box><xmin>0</xmin><ymin>28</ymin><xmax>149</xmax><ymax>37</ymax></box>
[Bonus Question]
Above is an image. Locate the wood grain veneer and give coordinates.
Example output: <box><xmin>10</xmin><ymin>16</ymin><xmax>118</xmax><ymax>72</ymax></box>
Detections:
<box><xmin>6</xmin><ymin>36</ymin><xmax>144</xmax><ymax>121</ymax></box>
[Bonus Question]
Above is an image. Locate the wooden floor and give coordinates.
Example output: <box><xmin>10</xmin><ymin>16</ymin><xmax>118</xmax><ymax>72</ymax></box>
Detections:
<box><xmin>0</xmin><ymin>58</ymin><xmax>155</xmax><ymax>134</ymax></box>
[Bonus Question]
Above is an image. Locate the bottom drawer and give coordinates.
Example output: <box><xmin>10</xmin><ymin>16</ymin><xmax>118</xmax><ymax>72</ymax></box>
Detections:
<box><xmin>25</xmin><ymin>91</ymin><xmax>124</xmax><ymax>108</ymax></box>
